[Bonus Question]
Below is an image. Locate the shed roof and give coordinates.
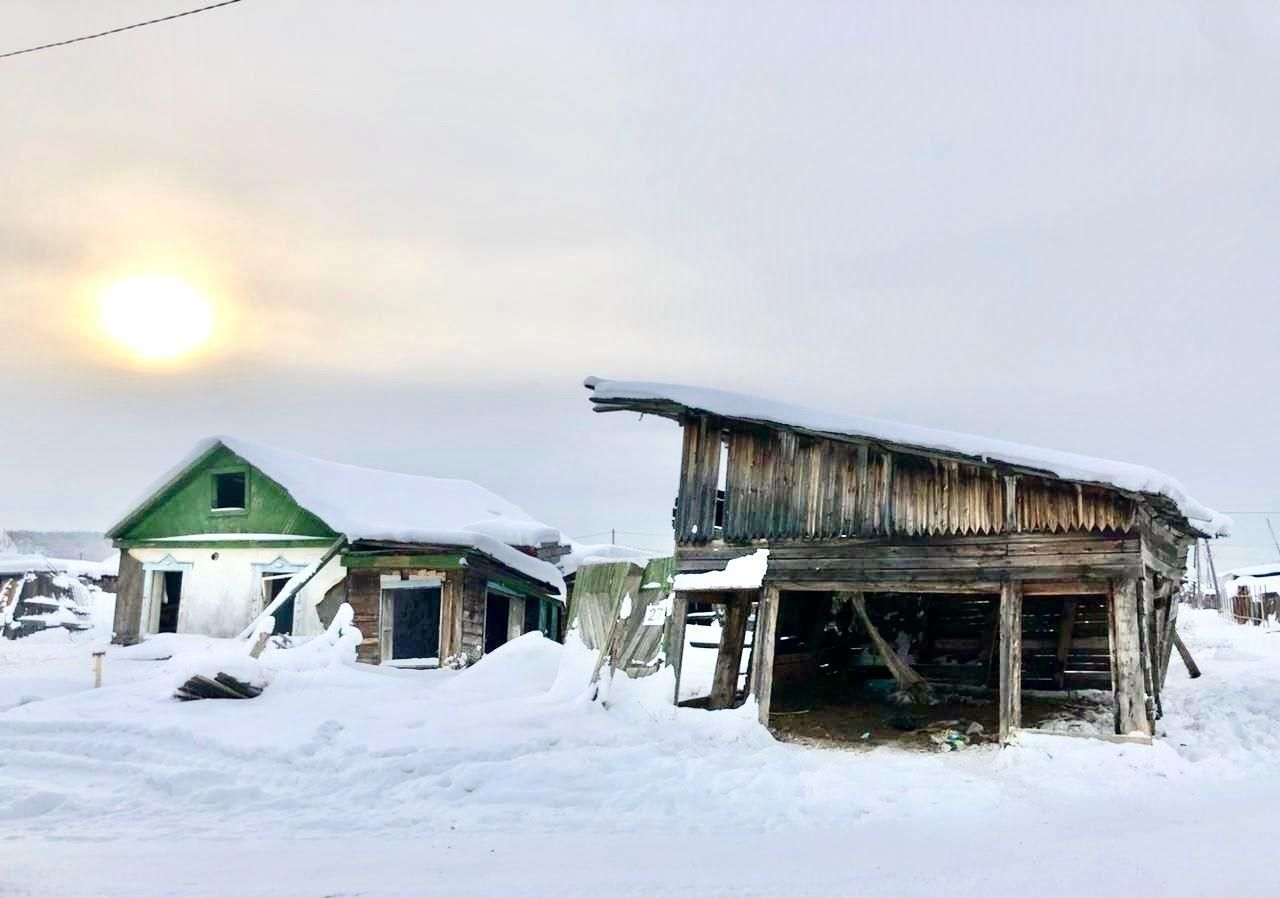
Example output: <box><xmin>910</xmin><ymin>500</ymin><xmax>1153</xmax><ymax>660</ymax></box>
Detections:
<box><xmin>584</xmin><ymin>376</ymin><xmax>1229</xmax><ymax>538</ymax></box>
<box><xmin>108</xmin><ymin>437</ymin><xmax>566</xmax><ymax>597</ymax></box>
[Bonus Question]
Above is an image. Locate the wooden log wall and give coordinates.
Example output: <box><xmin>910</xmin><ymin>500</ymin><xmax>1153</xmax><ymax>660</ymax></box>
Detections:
<box><xmin>344</xmin><ymin>568</ymin><xmax>380</xmax><ymax>664</ymax></box>
<box><xmin>679</xmin><ymin>417</ymin><xmax>1141</xmax><ymax>545</ymax></box>
<box><xmin>110</xmin><ymin>551</ymin><xmax>146</xmax><ymax>646</ymax></box>
<box><xmin>675</xmin><ymin>415</ymin><xmax>722</xmax><ymax>543</ymax></box>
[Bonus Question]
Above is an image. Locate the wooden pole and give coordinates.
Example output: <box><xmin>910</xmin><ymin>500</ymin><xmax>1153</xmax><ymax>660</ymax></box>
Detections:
<box><xmin>1146</xmin><ymin>573</ymin><xmax>1167</xmax><ymax>726</ymax></box>
<box><xmin>1203</xmin><ymin>539</ymin><xmax>1226</xmax><ymax>619</ymax></box>
<box><xmin>998</xmin><ymin>581</ymin><xmax>1023</xmax><ymax>742</ymax></box>
<box><xmin>92</xmin><ymin>650</ymin><xmax>105</xmax><ymax>688</ymax></box>
<box><xmin>709</xmin><ymin>594</ymin><xmax>750</xmax><ymax>710</ymax></box>
<box><xmin>844</xmin><ymin>591</ymin><xmax>930</xmax><ymax>700</ymax></box>
<box><xmin>1172</xmin><ymin>631</ymin><xmax>1202</xmax><ymax>679</ymax></box>
<box><xmin>749</xmin><ymin>584</ymin><xmax>780</xmax><ymax>726</ymax></box>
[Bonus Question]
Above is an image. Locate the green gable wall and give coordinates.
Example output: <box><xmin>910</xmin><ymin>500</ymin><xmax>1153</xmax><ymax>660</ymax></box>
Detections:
<box><xmin>113</xmin><ymin>444</ymin><xmax>337</xmax><ymax>542</ymax></box>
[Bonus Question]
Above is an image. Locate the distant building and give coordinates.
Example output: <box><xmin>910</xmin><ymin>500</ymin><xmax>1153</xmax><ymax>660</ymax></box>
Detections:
<box><xmin>107</xmin><ymin>437</ymin><xmax>567</xmax><ymax>665</ymax></box>
<box><xmin>0</xmin><ymin>554</ymin><xmax>113</xmax><ymax>639</ymax></box>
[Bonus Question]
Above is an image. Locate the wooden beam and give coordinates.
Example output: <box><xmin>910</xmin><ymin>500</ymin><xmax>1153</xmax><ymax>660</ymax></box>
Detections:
<box><xmin>1139</xmin><ymin>569</ymin><xmax>1159</xmax><ymax>724</ymax></box>
<box><xmin>668</xmin><ymin>593</ymin><xmax>689</xmax><ymax>705</ymax></box>
<box><xmin>1110</xmin><ymin>578</ymin><xmax>1152</xmax><ymax>736</ymax></box>
<box><xmin>749</xmin><ymin>584</ymin><xmax>780</xmax><ymax>726</ymax></box>
<box><xmin>1022</xmin><ymin>580</ymin><xmax>1110</xmax><ymax>596</ymax></box>
<box><xmin>1172</xmin><ymin>630</ymin><xmax>1201</xmax><ymax>679</ymax></box>
<box><xmin>998</xmin><ymin>581</ymin><xmax>1023</xmax><ymax>742</ymax></box>
<box><xmin>1158</xmin><ymin>587</ymin><xmax>1179</xmax><ymax>688</ymax></box>
<box><xmin>845</xmin><ymin>591</ymin><xmax>930</xmax><ymax>700</ymax></box>
<box><xmin>709</xmin><ymin>594</ymin><xmax>750</xmax><ymax>710</ymax></box>
<box><xmin>1054</xmin><ymin>597</ymin><xmax>1078</xmax><ymax>690</ymax></box>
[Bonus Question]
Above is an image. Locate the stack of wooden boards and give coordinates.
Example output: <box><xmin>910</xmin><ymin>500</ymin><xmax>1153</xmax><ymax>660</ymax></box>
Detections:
<box><xmin>174</xmin><ymin>673</ymin><xmax>263</xmax><ymax>701</ymax></box>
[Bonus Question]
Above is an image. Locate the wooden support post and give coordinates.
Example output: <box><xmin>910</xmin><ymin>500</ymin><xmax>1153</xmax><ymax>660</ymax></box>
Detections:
<box><xmin>709</xmin><ymin>594</ymin><xmax>750</xmax><ymax>710</ymax></box>
<box><xmin>668</xmin><ymin>593</ymin><xmax>689</xmax><ymax>705</ymax></box>
<box><xmin>1054</xmin><ymin>597</ymin><xmax>1078</xmax><ymax>690</ymax></box>
<box><xmin>998</xmin><ymin>581</ymin><xmax>1023</xmax><ymax>743</ymax></box>
<box><xmin>92</xmin><ymin>650</ymin><xmax>105</xmax><ymax>688</ymax></box>
<box><xmin>1139</xmin><ymin>570</ymin><xmax>1159</xmax><ymax>724</ymax></box>
<box><xmin>1172</xmin><ymin>631</ymin><xmax>1201</xmax><ymax>679</ymax></box>
<box><xmin>1110</xmin><ymin>579</ymin><xmax>1153</xmax><ymax>736</ymax></box>
<box><xmin>1158</xmin><ymin>587</ymin><xmax>1179</xmax><ymax>689</ymax></box>
<box><xmin>749</xmin><ymin>584</ymin><xmax>780</xmax><ymax>726</ymax></box>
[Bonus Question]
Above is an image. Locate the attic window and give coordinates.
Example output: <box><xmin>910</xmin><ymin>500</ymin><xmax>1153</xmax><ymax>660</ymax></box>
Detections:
<box><xmin>213</xmin><ymin>471</ymin><xmax>247</xmax><ymax>510</ymax></box>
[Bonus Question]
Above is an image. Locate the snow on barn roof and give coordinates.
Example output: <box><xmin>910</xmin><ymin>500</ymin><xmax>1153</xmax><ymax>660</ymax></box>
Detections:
<box><xmin>584</xmin><ymin>377</ymin><xmax>1230</xmax><ymax>538</ymax></box>
<box><xmin>558</xmin><ymin>541</ymin><xmax>662</xmax><ymax>577</ymax></box>
<box><xmin>109</xmin><ymin>437</ymin><xmax>566</xmax><ymax>598</ymax></box>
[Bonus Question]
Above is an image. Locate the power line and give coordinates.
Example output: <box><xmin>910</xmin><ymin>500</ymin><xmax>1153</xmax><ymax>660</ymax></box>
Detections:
<box><xmin>0</xmin><ymin>0</ymin><xmax>244</xmax><ymax>60</ymax></box>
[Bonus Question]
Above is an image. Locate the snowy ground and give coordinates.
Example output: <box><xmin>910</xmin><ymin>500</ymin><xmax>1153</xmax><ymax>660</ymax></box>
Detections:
<box><xmin>2</xmin><ymin>608</ymin><xmax>1279</xmax><ymax>897</ymax></box>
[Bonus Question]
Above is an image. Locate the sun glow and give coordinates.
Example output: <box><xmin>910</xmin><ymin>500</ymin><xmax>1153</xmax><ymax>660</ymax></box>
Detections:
<box><xmin>99</xmin><ymin>276</ymin><xmax>214</xmax><ymax>362</ymax></box>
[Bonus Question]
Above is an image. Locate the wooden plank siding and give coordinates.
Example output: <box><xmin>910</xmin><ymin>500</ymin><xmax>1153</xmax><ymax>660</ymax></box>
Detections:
<box><xmin>683</xmin><ymin>419</ymin><xmax>1140</xmax><ymax>546</ymax></box>
<box><xmin>676</xmin><ymin>533</ymin><xmax>1143</xmax><ymax>584</ymax></box>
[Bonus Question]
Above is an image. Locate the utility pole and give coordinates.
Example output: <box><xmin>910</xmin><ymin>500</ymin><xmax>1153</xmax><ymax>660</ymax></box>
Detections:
<box><xmin>1193</xmin><ymin>540</ymin><xmax>1202</xmax><ymax>608</ymax></box>
<box><xmin>610</xmin><ymin>528</ymin><xmax>615</xmax><ymax>545</ymax></box>
<box><xmin>1203</xmin><ymin>538</ymin><xmax>1228</xmax><ymax>621</ymax></box>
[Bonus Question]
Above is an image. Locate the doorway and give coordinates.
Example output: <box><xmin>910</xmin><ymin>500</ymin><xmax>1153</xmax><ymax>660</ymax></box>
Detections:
<box><xmin>157</xmin><ymin>570</ymin><xmax>183</xmax><ymax>633</ymax></box>
<box><xmin>386</xmin><ymin>587</ymin><xmax>442</xmax><ymax>661</ymax></box>
<box><xmin>484</xmin><ymin>592</ymin><xmax>509</xmax><ymax>654</ymax></box>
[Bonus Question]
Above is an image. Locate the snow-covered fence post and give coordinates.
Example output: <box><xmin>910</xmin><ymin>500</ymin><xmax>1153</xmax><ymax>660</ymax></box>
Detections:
<box><xmin>92</xmin><ymin>650</ymin><xmax>105</xmax><ymax>688</ymax></box>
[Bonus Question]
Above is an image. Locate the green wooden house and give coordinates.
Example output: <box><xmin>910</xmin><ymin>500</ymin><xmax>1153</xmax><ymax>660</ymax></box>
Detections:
<box><xmin>107</xmin><ymin>437</ymin><xmax>567</xmax><ymax>665</ymax></box>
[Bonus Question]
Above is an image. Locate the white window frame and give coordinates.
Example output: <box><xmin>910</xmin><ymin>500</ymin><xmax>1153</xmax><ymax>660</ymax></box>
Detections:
<box><xmin>251</xmin><ymin>556</ymin><xmax>307</xmax><ymax>632</ymax></box>
<box><xmin>378</xmin><ymin>575</ymin><xmax>443</xmax><ymax>663</ymax></box>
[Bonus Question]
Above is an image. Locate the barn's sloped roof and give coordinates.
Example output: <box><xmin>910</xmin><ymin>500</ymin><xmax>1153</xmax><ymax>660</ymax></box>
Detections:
<box><xmin>585</xmin><ymin>376</ymin><xmax>1229</xmax><ymax>538</ymax></box>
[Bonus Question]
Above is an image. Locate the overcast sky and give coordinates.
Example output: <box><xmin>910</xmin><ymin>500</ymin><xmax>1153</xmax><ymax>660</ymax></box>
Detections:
<box><xmin>3</xmin><ymin>1</ymin><xmax>1279</xmax><ymax>570</ymax></box>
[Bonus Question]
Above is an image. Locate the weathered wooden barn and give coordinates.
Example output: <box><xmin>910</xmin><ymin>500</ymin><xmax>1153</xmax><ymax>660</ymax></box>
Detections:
<box><xmin>108</xmin><ymin>437</ymin><xmax>566</xmax><ymax>665</ymax></box>
<box><xmin>585</xmin><ymin>377</ymin><xmax>1229</xmax><ymax>740</ymax></box>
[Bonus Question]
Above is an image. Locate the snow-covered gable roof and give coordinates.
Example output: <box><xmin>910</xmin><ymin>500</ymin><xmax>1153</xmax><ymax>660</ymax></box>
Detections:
<box><xmin>584</xmin><ymin>377</ymin><xmax>1229</xmax><ymax>538</ymax></box>
<box><xmin>1222</xmin><ymin>563</ymin><xmax>1280</xmax><ymax>581</ymax></box>
<box><xmin>109</xmin><ymin>437</ymin><xmax>566</xmax><ymax>597</ymax></box>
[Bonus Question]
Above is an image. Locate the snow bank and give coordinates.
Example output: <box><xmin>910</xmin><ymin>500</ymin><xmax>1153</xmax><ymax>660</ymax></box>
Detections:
<box><xmin>585</xmin><ymin>377</ymin><xmax>1230</xmax><ymax>537</ymax></box>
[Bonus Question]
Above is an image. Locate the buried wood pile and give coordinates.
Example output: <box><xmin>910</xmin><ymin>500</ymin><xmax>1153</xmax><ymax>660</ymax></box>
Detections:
<box><xmin>174</xmin><ymin>673</ymin><xmax>264</xmax><ymax>701</ymax></box>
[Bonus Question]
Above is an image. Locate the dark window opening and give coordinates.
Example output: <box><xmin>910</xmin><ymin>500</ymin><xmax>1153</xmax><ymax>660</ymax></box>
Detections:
<box><xmin>213</xmin><ymin>471</ymin><xmax>247</xmax><ymax>510</ymax></box>
<box><xmin>391</xmin><ymin>587</ymin><xmax>441</xmax><ymax>660</ymax></box>
<box><xmin>264</xmin><ymin>574</ymin><xmax>294</xmax><ymax>636</ymax></box>
<box><xmin>158</xmin><ymin>570</ymin><xmax>183</xmax><ymax>633</ymax></box>
<box><xmin>484</xmin><ymin>592</ymin><xmax>510</xmax><ymax>654</ymax></box>
<box><xmin>523</xmin><ymin>597</ymin><xmax>540</xmax><ymax>634</ymax></box>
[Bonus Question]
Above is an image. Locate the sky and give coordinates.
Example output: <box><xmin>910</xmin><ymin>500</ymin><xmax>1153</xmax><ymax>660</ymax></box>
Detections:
<box><xmin>3</xmin><ymin>1</ymin><xmax>1279</xmax><ymax>570</ymax></box>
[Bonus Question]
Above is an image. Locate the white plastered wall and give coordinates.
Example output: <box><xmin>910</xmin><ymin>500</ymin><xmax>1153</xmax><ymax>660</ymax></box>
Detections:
<box><xmin>126</xmin><ymin>545</ymin><xmax>346</xmax><ymax>639</ymax></box>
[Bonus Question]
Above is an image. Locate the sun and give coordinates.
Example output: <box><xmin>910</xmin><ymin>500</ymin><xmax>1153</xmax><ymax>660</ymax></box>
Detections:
<box><xmin>99</xmin><ymin>276</ymin><xmax>214</xmax><ymax>363</ymax></box>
